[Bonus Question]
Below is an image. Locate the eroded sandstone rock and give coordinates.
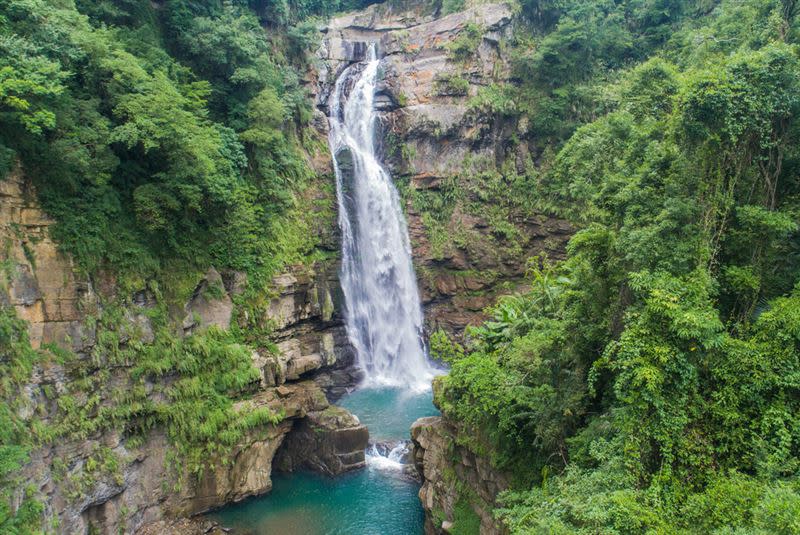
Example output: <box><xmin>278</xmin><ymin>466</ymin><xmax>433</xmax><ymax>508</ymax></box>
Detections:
<box><xmin>0</xmin><ymin>166</ymin><xmax>97</xmax><ymax>351</ymax></box>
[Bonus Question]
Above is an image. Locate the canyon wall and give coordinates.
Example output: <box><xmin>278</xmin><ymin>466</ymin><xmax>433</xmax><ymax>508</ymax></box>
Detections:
<box><xmin>411</xmin><ymin>416</ymin><xmax>509</xmax><ymax>535</ymax></box>
<box><xmin>314</xmin><ymin>0</ymin><xmax>571</xmax><ymax>339</ymax></box>
<box><xmin>1</xmin><ymin>167</ymin><xmax>366</xmax><ymax>534</ymax></box>
<box><xmin>312</xmin><ymin>4</ymin><xmax>574</xmax><ymax>532</ymax></box>
<box><xmin>0</xmin><ymin>3</ymin><xmax>577</xmax><ymax>533</ymax></box>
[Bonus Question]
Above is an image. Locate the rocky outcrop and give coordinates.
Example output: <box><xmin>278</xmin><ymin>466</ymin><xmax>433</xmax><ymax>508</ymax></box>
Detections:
<box><xmin>1</xmin><ymin>166</ymin><xmax>97</xmax><ymax>351</ymax></box>
<box><xmin>1</xmin><ymin>169</ymin><xmax>366</xmax><ymax>534</ymax></box>
<box><xmin>315</xmin><ymin>2</ymin><xmax>573</xmax><ymax>340</ymax></box>
<box><xmin>17</xmin><ymin>377</ymin><xmax>358</xmax><ymax>534</ymax></box>
<box><xmin>260</xmin><ymin>267</ymin><xmax>363</xmax><ymax>400</ymax></box>
<box><xmin>64</xmin><ymin>381</ymin><xmax>366</xmax><ymax>534</ymax></box>
<box><xmin>274</xmin><ymin>405</ymin><xmax>369</xmax><ymax>475</ymax></box>
<box><xmin>411</xmin><ymin>416</ymin><xmax>509</xmax><ymax>535</ymax></box>
<box><xmin>182</xmin><ymin>267</ymin><xmax>234</xmax><ymax>335</ymax></box>
<box><xmin>183</xmin><ymin>383</ymin><xmax>366</xmax><ymax>513</ymax></box>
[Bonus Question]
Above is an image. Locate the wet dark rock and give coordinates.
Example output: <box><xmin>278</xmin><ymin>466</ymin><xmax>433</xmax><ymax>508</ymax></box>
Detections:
<box><xmin>370</xmin><ymin>439</ymin><xmax>414</xmax><ymax>465</ymax></box>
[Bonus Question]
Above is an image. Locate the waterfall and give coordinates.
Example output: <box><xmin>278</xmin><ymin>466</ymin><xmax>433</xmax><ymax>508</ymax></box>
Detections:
<box><xmin>328</xmin><ymin>45</ymin><xmax>437</xmax><ymax>392</ymax></box>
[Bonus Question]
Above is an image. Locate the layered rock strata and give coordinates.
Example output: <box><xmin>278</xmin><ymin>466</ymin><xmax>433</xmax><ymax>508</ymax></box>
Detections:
<box><xmin>411</xmin><ymin>416</ymin><xmax>509</xmax><ymax>535</ymax></box>
<box><xmin>314</xmin><ymin>1</ymin><xmax>572</xmax><ymax>339</ymax></box>
<box><xmin>274</xmin><ymin>405</ymin><xmax>370</xmax><ymax>475</ymax></box>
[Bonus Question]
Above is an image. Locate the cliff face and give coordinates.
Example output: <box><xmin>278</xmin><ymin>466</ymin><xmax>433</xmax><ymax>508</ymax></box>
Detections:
<box><xmin>1</xmin><ymin>168</ymin><xmax>95</xmax><ymax>353</ymax></box>
<box><xmin>411</xmin><ymin>416</ymin><xmax>509</xmax><ymax>535</ymax></box>
<box><xmin>2</xmin><ymin>3</ymin><xmax>578</xmax><ymax>533</ymax></box>
<box><xmin>315</xmin><ymin>1</ymin><xmax>572</xmax><ymax>339</ymax></box>
<box><xmin>1</xmin><ymin>168</ymin><xmax>366</xmax><ymax>534</ymax></box>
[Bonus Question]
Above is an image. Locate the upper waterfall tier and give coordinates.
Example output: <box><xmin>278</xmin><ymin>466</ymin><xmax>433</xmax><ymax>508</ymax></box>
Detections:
<box><xmin>328</xmin><ymin>45</ymin><xmax>438</xmax><ymax>391</ymax></box>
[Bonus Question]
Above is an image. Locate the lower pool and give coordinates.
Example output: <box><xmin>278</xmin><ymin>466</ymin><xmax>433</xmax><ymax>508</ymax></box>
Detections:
<box><xmin>208</xmin><ymin>386</ymin><xmax>438</xmax><ymax>535</ymax></box>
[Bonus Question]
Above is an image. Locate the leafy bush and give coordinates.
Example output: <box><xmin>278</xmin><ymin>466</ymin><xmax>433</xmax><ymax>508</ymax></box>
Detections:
<box><xmin>442</xmin><ymin>0</ymin><xmax>466</xmax><ymax>16</ymax></box>
<box><xmin>450</xmin><ymin>497</ymin><xmax>481</xmax><ymax>535</ymax></box>
<box><xmin>1</xmin><ymin>0</ymin><xmax>322</xmax><ymax>283</ymax></box>
<box><xmin>447</xmin><ymin>23</ymin><xmax>484</xmax><ymax>62</ymax></box>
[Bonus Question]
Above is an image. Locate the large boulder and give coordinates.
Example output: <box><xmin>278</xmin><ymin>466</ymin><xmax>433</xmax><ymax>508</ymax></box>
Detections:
<box><xmin>274</xmin><ymin>406</ymin><xmax>369</xmax><ymax>476</ymax></box>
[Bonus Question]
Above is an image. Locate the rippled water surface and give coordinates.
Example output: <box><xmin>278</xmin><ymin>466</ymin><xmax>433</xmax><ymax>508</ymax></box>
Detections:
<box><xmin>209</xmin><ymin>387</ymin><xmax>437</xmax><ymax>535</ymax></box>
<box><xmin>339</xmin><ymin>386</ymin><xmax>438</xmax><ymax>441</ymax></box>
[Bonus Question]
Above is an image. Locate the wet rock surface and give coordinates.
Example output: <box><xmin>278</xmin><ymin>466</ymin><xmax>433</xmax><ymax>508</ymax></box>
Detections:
<box><xmin>369</xmin><ymin>439</ymin><xmax>414</xmax><ymax>465</ymax></box>
<box><xmin>135</xmin><ymin>517</ymin><xmax>229</xmax><ymax>535</ymax></box>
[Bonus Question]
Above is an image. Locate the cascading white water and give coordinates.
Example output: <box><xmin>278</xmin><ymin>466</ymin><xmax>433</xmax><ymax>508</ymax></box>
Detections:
<box><xmin>366</xmin><ymin>442</ymin><xmax>412</xmax><ymax>471</ymax></box>
<box><xmin>328</xmin><ymin>45</ymin><xmax>438</xmax><ymax>392</ymax></box>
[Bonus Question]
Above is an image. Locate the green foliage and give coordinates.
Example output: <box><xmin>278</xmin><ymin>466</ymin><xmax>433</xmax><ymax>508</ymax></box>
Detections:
<box><xmin>44</xmin><ymin>303</ymin><xmax>284</xmax><ymax>477</ymax></box>
<box><xmin>442</xmin><ymin>0</ymin><xmax>466</xmax><ymax>16</ymax></box>
<box><xmin>0</xmin><ymin>308</ymin><xmax>45</xmax><ymax>533</ymax></box>
<box><xmin>0</xmin><ymin>284</ymin><xmax>284</xmax><ymax>524</ymax></box>
<box><xmin>468</xmin><ymin>84</ymin><xmax>517</xmax><ymax>116</ymax></box>
<box><xmin>450</xmin><ymin>497</ymin><xmax>481</xmax><ymax>535</ymax></box>
<box><xmin>0</xmin><ymin>35</ymin><xmax>65</xmax><ymax>135</ymax></box>
<box><xmin>435</xmin><ymin>73</ymin><xmax>470</xmax><ymax>96</ymax></box>
<box><xmin>477</xmin><ymin>0</ymin><xmax>698</xmax><ymax>146</ymax></box>
<box><xmin>429</xmin><ymin>329</ymin><xmax>466</xmax><ymax>364</ymax></box>
<box><xmin>64</xmin><ymin>446</ymin><xmax>123</xmax><ymax>502</ymax></box>
<box><xmin>447</xmin><ymin>23</ymin><xmax>484</xmax><ymax>62</ymax></box>
<box><xmin>131</xmin><ymin>327</ymin><xmax>284</xmax><ymax>474</ymax></box>
<box><xmin>439</xmin><ymin>1</ymin><xmax>800</xmax><ymax>532</ymax></box>
<box><xmin>0</xmin><ymin>0</ymin><xmax>324</xmax><ymax>283</ymax></box>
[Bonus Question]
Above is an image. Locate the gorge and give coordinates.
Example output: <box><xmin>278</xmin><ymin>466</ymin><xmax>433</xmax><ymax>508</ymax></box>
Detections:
<box><xmin>1</xmin><ymin>2</ymin><xmax>535</xmax><ymax>532</ymax></box>
<box><xmin>210</xmin><ymin>33</ymin><xmax>446</xmax><ymax>535</ymax></box>
<box><xmin>3</xmin><ymin>0</ymin><xmax>800</xmax><ymax>534</ymax></box>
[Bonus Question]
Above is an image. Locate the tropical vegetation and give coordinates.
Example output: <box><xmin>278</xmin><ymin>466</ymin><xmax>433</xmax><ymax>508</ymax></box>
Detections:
<box><xmin>434</xmin><ymin>0</ymin><xmax>800</xmax><ymax>532</ymax></box>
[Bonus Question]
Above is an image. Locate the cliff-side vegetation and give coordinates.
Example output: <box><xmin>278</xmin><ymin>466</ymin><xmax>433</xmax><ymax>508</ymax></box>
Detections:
<box><xmin>0</xmin><ymin>1</ymin><xmax>376</xmax><ymax>531</ymax></box>
<box><xmin>0</xmin><ymin>0</ymin><xmax>371</xmax><ymax>284</ymax></box>
<box><xmin>435</xmin><ymin>0</ymin><xmax>800</xmax><ymax>532</ymax></box>
<box><xmin>0</xmin><ymin>309</ymin><xmax>45</xmax><ymax>533</ymax></box>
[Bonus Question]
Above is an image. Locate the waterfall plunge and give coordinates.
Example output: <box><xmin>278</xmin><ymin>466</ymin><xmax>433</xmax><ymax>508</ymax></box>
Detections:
<box><xmin>329</xmin><ymin>45</ymin><xmax>438</xmax><ymax>392</ymax></box>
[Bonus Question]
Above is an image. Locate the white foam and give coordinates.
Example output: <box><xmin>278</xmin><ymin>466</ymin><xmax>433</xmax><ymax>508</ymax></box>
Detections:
<box><xmin>366</xmin><ymin>442</ymin><xmax>411</xmax><ymax>472</ymax></box>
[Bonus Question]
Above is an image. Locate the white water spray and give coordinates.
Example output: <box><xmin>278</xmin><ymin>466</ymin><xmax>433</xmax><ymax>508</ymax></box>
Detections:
<box><xmin>366</xmin><ymin>442</ymin><xmax>412</xmax><ymax>472</ymax></box>
<box><xmin>328</xmin><ymin>45</ymin><xmax>438</xmax><ymax>392</ymax></box>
